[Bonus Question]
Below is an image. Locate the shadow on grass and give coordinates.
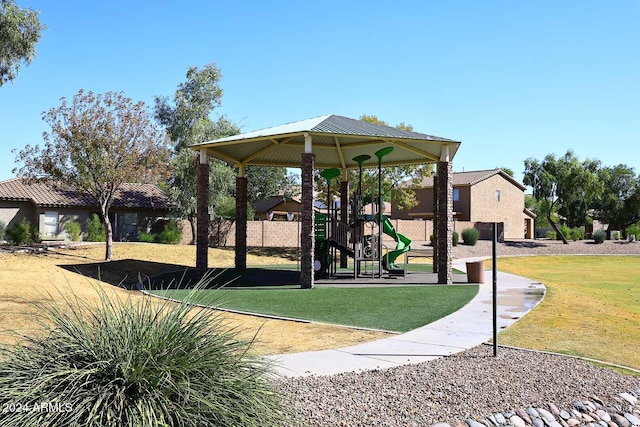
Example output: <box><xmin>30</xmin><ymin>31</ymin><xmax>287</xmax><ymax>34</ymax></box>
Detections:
<box><xmin>59</xmin><ymin>259</ymin><xmax>301</xmax><ymax>290</ymax></box>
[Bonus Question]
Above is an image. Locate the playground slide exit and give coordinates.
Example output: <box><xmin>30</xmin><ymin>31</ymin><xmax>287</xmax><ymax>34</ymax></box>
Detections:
<box><xmin>381</xmin><ymin>215</ymin><xmax>412</xmax><ymax>270</ymax></box>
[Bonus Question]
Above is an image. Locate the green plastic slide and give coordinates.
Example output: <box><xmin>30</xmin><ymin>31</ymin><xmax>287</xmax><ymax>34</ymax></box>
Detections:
<box><xmin>381</xmin><ymin>215</ymin><xmax>412</xmax><ymax>270</ymax></box>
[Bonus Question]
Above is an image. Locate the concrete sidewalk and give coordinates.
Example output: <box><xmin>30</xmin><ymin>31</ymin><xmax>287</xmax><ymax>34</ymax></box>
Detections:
<box><xmin>266</xmin><ymin>258</ymin><xmax>545</xmax><ymax>377</ymax></box>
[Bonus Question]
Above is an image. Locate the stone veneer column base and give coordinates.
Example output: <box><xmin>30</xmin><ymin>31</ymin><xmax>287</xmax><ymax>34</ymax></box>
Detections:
<box><xmin>196</xmin><ymin>161</ymin><xmax>210</xmax><ymax>275</ymax></box>
<box><xmin>235</xmin><ymin>176</ymin><xmax>248</xmax><ymax>270</ymax></box>
<box><xmin>436</xmin><ymin>161</ymin><xmax>453</xmax><ymax>284</ymax></box>
<box><xmin>300</xmin><ymin>153</ymin><xmax>315</xmax><ymax>289</ymax></box>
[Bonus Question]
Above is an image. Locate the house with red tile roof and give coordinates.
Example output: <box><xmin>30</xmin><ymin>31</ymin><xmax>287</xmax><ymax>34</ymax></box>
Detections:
<box><xmin>0</xmin><ymin>179</ymin><xmax>171</xmax><ymax>242</ymax></box>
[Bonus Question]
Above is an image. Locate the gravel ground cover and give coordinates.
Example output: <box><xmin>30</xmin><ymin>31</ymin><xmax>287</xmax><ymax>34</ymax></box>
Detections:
<box><xmin>276</xmin><ymin>345</ymin><xmax>640</xmax><ymax>426</ymax></box>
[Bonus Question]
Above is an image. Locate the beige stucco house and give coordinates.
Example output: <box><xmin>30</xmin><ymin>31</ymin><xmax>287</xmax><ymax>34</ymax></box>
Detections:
<box><xmin>0</xmin><ymin>179</ymin><xmax>171</xmax><ymax>242</ymax></box>
<box><xmin>392</xmin><ymin>169</ymin><xmax>536</xmax><ymax>240</ymax></box>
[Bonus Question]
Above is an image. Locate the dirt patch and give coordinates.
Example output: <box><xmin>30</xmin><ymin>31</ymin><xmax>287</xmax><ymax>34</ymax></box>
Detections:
<box><xmin>0</xmin><ymin>243</ymin><xmax>391</xmax><ymax>355</ymax></box>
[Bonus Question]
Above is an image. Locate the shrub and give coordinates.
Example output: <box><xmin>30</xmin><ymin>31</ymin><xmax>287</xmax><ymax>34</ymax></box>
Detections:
<box><xmin>63</xmin><ymin>220</ymin><xmax>82</xmax><ymax>241</ymax></box>
<box><xmin>0</xmin><ymin>220</ymin><xmax>5</xmax><ymax>240</ymax></box>
<box><xmin>0</xmin><ymin>284</ymin><xmax>284</xmax><ymax>426</ymax></box>
<box><xmin>85</xmin><ymin>213</ymin><xmax>106</xmax><ymax>242</ymax></box>
<box><xmin>461</xmin><ymin>228</ymin><xmax>479</xmax><ymax>246</ymax></box>
<box><xmin>545</xmin><ymin>230</ymin><xmax>557</xmax><ymax>240</ymax></box>
<box><xmin>593</xmin><ymin>229</ymin><xmax>607</xmax><ymax>244</ymax></box>
<box><xmin>570</xmin><ymin>228</ymin><xmax>584</xmax><ymax>241</ymax></box>
<box><xmin>626</xmin><ymin>223</ymin><xmax>640</xmax><ymax>241</ymax></box>
<box><xmin>155</xmin><ymin>219</ymin><xmax>182</xmax><ymax>244</ymax></box>
<box><xmin>5</xmin><ymin>218</ymin><xmax>32</xmax><ymax>245</ymax></box>
<box><xmin>559</xmin><ymin>224</ymin><xmax>571</xmax><ymax>241</ymax></box>
<box><xmin>30</xmin><ymin>224</ymin><xmax>41</xmax><ymax>244</ymax></box>
<box><xmin>138</xmin><ymin>232</ymin><xmax>155</xmax><ymax>243</ymax></box>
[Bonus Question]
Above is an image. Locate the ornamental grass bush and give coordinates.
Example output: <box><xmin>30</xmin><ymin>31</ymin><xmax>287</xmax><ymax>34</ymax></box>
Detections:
<box><xmin>0</xmin><ymin>282</ymin><xmax>284</xmax><ymax>426</ymax></box>
<box><xmin>593</xmin><ymin>229</ymin><xmax>607</xmax><ymax>244</ymax></box>
<box><xmin>461</xmin><ymin>227</ymin><xmax>479</xmax><ymax>246</ymax></box>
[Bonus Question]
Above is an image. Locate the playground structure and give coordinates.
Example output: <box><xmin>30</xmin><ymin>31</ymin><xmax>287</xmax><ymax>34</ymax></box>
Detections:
<box><xmin>314</xmin><ymin>147</ymin><xmax>413</xmax><ymax>279</ymax></box>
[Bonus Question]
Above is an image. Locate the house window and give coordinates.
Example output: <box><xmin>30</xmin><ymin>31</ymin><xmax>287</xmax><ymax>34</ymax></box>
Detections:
<box><xmin>495</xmin><ymin>190</ymin><xmax>501</xmax><ymax>202</ymax></box>
<box><xmin>44</xmin><ymin>211</ymin><xmax>59</xmax><ymax>236</ymax></box>
<box><xmin>453</xmin><ymin>188</ymin><xmax>460</xmax><ymax>202</ymax></box>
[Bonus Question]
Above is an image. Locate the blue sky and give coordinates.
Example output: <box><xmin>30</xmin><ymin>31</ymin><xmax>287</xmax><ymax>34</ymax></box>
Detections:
<box><xmin>2</xmin><ymin>1</ymin><xmax>638</xmax><ymax>184</ymax></box>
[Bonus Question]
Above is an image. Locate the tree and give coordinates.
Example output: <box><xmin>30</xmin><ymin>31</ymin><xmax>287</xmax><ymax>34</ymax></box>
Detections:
<box><xmin>156</xmin><ymin>64</ymin><xmax>296</xmax><ymax>243</ymax></box>
<box><xmin>0</xmin><ymin>0</ymin><xmax>44</xmax><ymax>86</ymax></box>
<box><xmin>13</xmin><ymin>89</ymin><xmax>170</xmax><ymax>260</ymax></box>
<box><xmin>498</xmin><ymin>167</ymin><xmax>515</xmax><ymax>177</ymax></box>
<box><xmin>155</xmin><ymin>65</ymin><xmax>239</xmax><ymax>243</ymax></box>
<box><xmin>594</xmin><ymin>164</ymin><xmax>640</xmax><ymax>230</ymax></box>
<box><xmin>523</xmin><ymin>150</ymin><xmax>602</xmax><ymax>244</ymax></box>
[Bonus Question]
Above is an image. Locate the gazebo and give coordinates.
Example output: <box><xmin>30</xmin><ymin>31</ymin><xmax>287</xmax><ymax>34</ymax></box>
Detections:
<box><xmin>190</xmin><ymin>114</ymin><xmax>461</xmax><ymax>286</ymax></box>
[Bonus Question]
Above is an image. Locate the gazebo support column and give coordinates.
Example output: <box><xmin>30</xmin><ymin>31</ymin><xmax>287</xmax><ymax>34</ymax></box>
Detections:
<box><xmin>235</xmin><ymin>168</ymin><xmax>248</xmax><ymax>270</ymax></box>
<box><xmin>436</xmin><ymin>160</ymin><xmax>453</xmax><ymax>284</ymax></box>
<box><xmin>340</xmin><ymin>174</ymin><xmax>349</xmax><ymax>268</ymax></box>
<box><xmin>300</xmin><ymin>133</ymin><xmax>315</xmax><ymax>289</ymax></box>
<box><xmin>432</xmin><ymin>174</ymin><xmax>439</xmax><ymax>274</ymax></box>
<box><xmin>196</xmin><ymin>150</ymin><xmax>209</xmax><ymax>276</ymax></box>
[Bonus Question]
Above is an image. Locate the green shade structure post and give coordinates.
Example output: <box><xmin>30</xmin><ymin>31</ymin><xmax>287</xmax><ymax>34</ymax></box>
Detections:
<box><xmin>375</xmin><ymin>147</ymin><xmax>394</xmax><ymax>276</ymax></box>
<box><xmin>352</xmin><ymin>155</ymin><xmax>371</xmax><ymax>278</ymax></box>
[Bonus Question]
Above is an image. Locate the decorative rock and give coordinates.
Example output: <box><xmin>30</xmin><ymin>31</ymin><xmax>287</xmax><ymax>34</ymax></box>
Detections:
<box><xmin>571</xmin><ymin>409</ymin><xmax>583</xmax><ymax>420</ymax></box>
<box><xmin>621</xmin><ymin>394</ymin><xmax>638</xmax><ymax>406</ymax></box>
<box><xmin>567</xmin><ymin>419</ymin><xmax>581</xmax><ymax>427</ymax></box>
<box><xmin>516</xmin><ymin>409</ymin><xmax>532</xmax><ymax>424</ymax></box>
<box><xmin>494</xmin><ymin>413</ymin><xmax>506</xmax><ymax>425</ymax></box>
<box><xmin>433</xmin><ymin>423</ymin><xmax>452</xmax><ymax>427</ymax></box>
<box><xmin>574</xmin><ymin>401</ymin><xmax>589</xmax><ymax>413</ymax></box>
<box><xmin>538</xmin><ymin>407</ymin><xmax>557</xmax><ymax>424</ymax></box>
<box><xmin>560</xmin><ymin>410</ymin><xmax>572</xmax><ymax>420</ymax></box>
<box><xmin>598</xmin><ymin>410</ymin><xmax>613</xmax><ymax>422</ymax></box>
<box><xmin>487</xmin><ymin>414</ymin><xmax>499</xmax><ymax>426</ymax></box>
<box><xmin>611</xmin><ymin>422</ymin><xmax>621</xmax><ymax>427</ymax></box>
<box><xmin>612</xmin><ymin>414</ymin><xmax>631</xmax><ymax>427</ymax></box>
<box><xmin>533</xmin><ymin>418</ymin><xmax>545</xmax><ymax>427</ymax></box>
<box><xmin>583</xmin><ymin>414</ymin><xmax>596</xmax><ymax>423</ymax></box>
<box><xmin>592</xmin><ymin>396</ymin><xmax>606</xmax><ymax>407</ymax></box>
<box><xmin>466</xmin><ymin>419</ymin><xmax>486</xmax><ymax>427</ymax></box>
<box><xmin>510</xmin><ymin>415</ymin><xmax>526</xmax><ymax>427</ymax></box>
<box><xmin>624</xmin><ymin>413</ymin><xmax>640</xmax><ymax>426</ymax></box>
<box><xmin>549</xmin><ymin>403</ymin><xmax>560</xmax><ymax>416</ymax></box>
<box><xmin>528</xmin><ymin>407</ymin><xmax>541</xmax><ymax>419</ymax></box>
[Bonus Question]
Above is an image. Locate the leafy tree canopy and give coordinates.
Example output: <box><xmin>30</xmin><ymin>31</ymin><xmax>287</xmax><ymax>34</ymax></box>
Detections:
<box><xmin>13</xmin><ymin>89</ymin><xmax>170</xmax><ymax>260</ymax></box>
<box><xmin>524</xmin><ymin>150</ymin><xmax>603</xmax><ymax>243</ymax></box>
<box><xmin>0</xmin><ymin>0</ymin><xmax>45</xmax><ymax>86</ymax></box>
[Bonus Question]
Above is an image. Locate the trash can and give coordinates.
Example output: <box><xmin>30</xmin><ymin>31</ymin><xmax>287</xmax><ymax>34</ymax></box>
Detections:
<box><xmin>466</xmin><ymin>261</ymin><xmax>485</xmax><ymax>283</ymax></box>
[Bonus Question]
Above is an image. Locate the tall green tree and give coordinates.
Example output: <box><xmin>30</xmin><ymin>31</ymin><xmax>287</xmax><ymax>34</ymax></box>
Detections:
<box><xmin>0</xmin><ymin>0</ymin><xmax>44</xmax><ymax>86</ymax></box>
<box><xmin>13</xmin><ymin>89</ymin><xmax>170</xmax><ymax>260</ymax></box>
<box><xmin>155</xmin><ymin>64</ymin><xmax>294</xmax><ymax>243</ymax></box>
<box><xmin>523</xmin><ymin>150</ymin><xmax>602</xmax><ymax>243</ymax></box>
<box><xmin>594</xmin><ymin>164</ymin><xmax>640</xmax><ymax>230</ymax></box>
<box><xmin>155</xmin><ymin>65</ymin><xmax>239</xmax><ymax>243</ymax></box>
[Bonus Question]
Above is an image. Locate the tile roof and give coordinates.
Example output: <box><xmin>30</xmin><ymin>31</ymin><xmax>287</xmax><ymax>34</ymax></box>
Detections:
<box><xmin>0</xmin><ymin>179</ymin><xmax>170</xmax><ymax>210</ymax></box>
<box><xmin>409</xmin><ymin>169</ymin><xmax>526</xmax><ymax>191</ymax></box>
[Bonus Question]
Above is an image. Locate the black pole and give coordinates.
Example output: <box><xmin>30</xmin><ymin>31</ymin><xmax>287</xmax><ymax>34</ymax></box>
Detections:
<box><xmin>493</xmin><ymin>221</ymin><xmax>498</xmax><ymax>357</ymax></box>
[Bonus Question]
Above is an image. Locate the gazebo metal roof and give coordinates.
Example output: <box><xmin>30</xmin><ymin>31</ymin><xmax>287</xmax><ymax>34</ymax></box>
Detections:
<box><xmin>191</xmin><ymin>114</ymin><xmax>461</xmax><ymax>169</ymax></box>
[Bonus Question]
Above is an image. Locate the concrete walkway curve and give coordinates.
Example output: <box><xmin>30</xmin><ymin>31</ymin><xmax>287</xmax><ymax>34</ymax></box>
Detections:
<box><xmin>266</xmin><ymin>258</ymin><xmax>546</xmax><ymax>377</ymax></box>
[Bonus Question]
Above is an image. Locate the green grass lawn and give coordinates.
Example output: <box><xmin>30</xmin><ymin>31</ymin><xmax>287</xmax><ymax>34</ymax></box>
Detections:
<box><xmin>496</xmin><ymin>255</ymin><xmax>640</xmax><ymax>370</ymax></box>
<box><xmin>154</xmin><ymin>285</ymin><xmax>478</xmax><ymax>333</ymax></box>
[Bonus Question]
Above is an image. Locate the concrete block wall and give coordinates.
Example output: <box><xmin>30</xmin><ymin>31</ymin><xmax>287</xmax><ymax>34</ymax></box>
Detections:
<box><xmin>224</xmin><ymin>219</ymin><xmax>433</xmax><ymax>248</ymax></box>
